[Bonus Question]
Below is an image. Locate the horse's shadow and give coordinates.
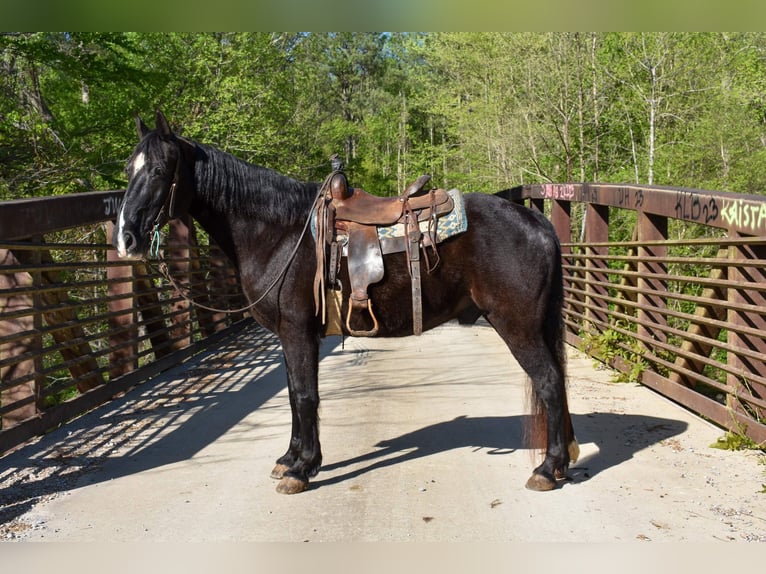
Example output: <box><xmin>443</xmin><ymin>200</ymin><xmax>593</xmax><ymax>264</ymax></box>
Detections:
<box><xmin>313</xmin><ymin>412</ymin><xmax>687</xmax><ymax>489</ymax></box>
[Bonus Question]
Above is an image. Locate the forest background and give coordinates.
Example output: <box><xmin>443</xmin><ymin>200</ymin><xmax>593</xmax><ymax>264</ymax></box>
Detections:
<box><xmin>3</xmin><ymin>32</ymin><xmax>766</xmax><ymax>203</ymax></box>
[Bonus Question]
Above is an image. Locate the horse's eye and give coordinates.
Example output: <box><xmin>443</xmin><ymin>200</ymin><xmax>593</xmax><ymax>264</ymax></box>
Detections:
<box><xmin>152</xmin><ymin>166</ymin><xmax>165</xmax><ymax>177</ymax></box>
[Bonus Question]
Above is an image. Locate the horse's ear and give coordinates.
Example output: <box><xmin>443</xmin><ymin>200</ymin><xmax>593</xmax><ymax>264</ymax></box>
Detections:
<box><xmin>135</xmin><ymin>114</ymin><xmax>150</xmax><ymax>139</ymax></box>
<box><xmin>154</xmin><ymin>109</ymin><xmax>174</xmax><ymax>139</ymax></box>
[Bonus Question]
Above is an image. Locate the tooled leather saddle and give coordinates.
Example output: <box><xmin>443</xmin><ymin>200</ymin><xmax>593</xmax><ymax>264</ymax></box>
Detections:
<box><xmin>313</xmin><ymin>161</ymin><xmax>458</xmax><ymax>337</ymax></box>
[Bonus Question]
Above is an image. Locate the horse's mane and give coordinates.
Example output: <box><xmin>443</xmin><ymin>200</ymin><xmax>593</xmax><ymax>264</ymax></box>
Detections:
<box><xmin>191</xmin><ymin>142</ymin><xmax>319</xmax><ymax>226</ymax></box>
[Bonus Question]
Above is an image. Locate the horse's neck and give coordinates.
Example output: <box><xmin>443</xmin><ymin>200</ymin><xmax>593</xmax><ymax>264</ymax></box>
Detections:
<box><xmin>186</xmin><ymin>151</ymin><xmax>314</xmax><ymax>267</ymax></box>
<box><xmin>188</xmin><ymin>205</ymin><xmax>241</xmax><ymax>266</ymax></box>
<box><xmin>191</xmin><ymin>204</ymin><xmax>305</xmax><ymax>273</ymax></box>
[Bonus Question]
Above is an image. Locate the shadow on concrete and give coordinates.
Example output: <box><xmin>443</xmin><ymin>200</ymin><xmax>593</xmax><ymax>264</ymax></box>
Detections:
<box><xmin>313</xmin><ymin>412</ymin><xmax>688</xmax><ymax>489</ymax></box>
<box><xmin>0</xmin><ymin>322</ymin><xmax>687</xmax><ymax>525</ymax></box>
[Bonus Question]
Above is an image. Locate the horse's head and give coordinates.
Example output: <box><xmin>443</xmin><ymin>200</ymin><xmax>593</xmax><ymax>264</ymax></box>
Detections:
<box><xmin>113</xmin><ymin>109</ymin><xmax>194</xmax><ymax>259</ymax></box>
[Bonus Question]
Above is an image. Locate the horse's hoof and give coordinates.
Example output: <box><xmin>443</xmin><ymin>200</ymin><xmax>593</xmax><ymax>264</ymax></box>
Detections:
<box><xmin>525</xmin><ymin>473</ymin><xmax>557</xmax><ymax>491</ymax></box>
<box><xmin>568</xmin><ymin>439</ymin><xmax>580</xmax><ymax>464</ymax></box>
<box><xmin>276</xmin><ymin>475</ymin><xmax>310</xmax><ymax>494</ymax></box>
<box><xmin>271</xmin><ymin>464</ymin><xmax>289</xmax><ymax>480</ymax></box>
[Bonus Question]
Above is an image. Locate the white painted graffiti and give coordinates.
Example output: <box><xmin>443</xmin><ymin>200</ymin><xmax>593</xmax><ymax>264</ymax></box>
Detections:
<box><xmin>720</xmin><ymin>198</ymin><xmax>766</xmax><ymax>232</ymax></box>
<box><xmin>103</xmin><ymin>196</ymin><xmax>122</xmax><ymax>218</ymax></box>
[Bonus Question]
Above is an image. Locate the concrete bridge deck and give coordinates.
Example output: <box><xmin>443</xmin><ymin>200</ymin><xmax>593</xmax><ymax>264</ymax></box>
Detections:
<box><xmin>1</xmin><ymin>319</ymin><xmax>764</xmax><ymax>542</ymax></box>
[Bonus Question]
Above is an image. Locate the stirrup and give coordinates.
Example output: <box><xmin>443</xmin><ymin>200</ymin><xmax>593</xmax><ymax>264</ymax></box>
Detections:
<box><xmin>346</xmin><ymin>299</ymin><xmax>380</xmax><ymax>337</ymax></box>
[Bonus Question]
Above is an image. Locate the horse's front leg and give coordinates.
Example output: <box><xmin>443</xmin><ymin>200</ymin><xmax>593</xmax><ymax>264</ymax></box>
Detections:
<box><xmin>270</xmin><ymin>370</ymin><xmax>301</xmax><ymax>478</ymax></box>
<box><xmin>271</xmin><ymin>330</ymin><xmax>322</xmax><ymax>494</ymax></box>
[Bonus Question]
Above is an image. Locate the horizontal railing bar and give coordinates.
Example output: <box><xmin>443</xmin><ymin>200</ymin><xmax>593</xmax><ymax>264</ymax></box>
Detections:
<box><xmin>563</xmin><ymin>296</ymin><xmax>766</xmax><ymax>395</ymax></box>
<box><xmin>564</xmin><ymin>262</ymin><xmax>766</xmax><ymax>294</ymax></box>
<box><xmin>573</xmin><ymin>306</ymin><xmax>733</xmax><ymax>393</ymax></box>
<box><xmin>0</xmin><ymin>255</ymin><xmax>216</xmax><ymax>276</ymax></box>
<box><xmin>565</xmin><ymin>252</ymin><xmax>766</xmax><ymax>268</ymax></box>
<box><xmin>563</xmin><ymin>291</ymin><xmax>763</xmax><ymax>373</ymax></box>
<box><xmin>586</xmin><ymin>319</ymin><xmax>766</xmax><ymax>411</ymax></box>
<box><xmin>0</xmin><ymin>242</ymin><xmax>114</xmax><ymax>251</ymax></box>
<box><xmin>564</xmin><ymin>274</ymin><xmax>766</xmax><ymax>319</ymax></box>
<box><xmin>562</xmin><ymin>235</ymin><xmax>759</xmax><ymax>249</ymax></box>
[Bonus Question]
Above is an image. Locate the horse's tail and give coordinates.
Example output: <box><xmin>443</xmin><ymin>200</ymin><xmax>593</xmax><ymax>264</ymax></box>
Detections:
<box><xmin>527</xmin><ymin>232</ymin><xmax>578</xmax><ymax>464</ymax></box>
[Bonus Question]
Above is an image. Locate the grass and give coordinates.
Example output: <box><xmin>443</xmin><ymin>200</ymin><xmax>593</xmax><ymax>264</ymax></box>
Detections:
<box><xmin>710</xmin><ymin>429</ymin><xmax>766</xmax><ymax>494</ymax></box>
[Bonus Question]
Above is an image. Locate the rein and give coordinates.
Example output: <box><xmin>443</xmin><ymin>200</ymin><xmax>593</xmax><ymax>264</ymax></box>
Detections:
<box><xmin>143</xmin><ymin>169</ymin><xmax>333</xmax><ymax>316</ymax></box>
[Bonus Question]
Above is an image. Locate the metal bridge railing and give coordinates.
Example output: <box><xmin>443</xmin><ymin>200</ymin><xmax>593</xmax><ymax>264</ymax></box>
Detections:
<box><xmin>0</xmin><ymin>191</ymin><xmax>248</xmax><ymax>454</ymax></box>
<box><xmin>3</xmin><ymin>183</ymin><xmax>766</xmax><ymax>454</ymax></box>
<box><xmin>501</xmin><ymin>183</ymin><xmax>766</xmax><ymax>445</ymax></box>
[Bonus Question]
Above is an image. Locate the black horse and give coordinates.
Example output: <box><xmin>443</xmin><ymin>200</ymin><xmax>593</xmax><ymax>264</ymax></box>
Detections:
<box><xmin>113</xmin><ymin>110</ymin><xmax>578</xmax><ymax>494</ymax></box>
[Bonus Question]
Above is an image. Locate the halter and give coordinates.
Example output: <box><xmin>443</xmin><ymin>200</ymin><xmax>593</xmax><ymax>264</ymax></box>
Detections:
<box><xmin>148</xmin><ymin>149</ymin><xmax>182</xmax><ymax>258</ymax></box>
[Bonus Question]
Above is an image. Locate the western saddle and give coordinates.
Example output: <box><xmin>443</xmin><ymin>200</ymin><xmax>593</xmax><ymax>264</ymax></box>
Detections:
<box><xmin>314</xmin><ymin>161</ymin><xmax>455</xmax><ymax>337</ymax></box>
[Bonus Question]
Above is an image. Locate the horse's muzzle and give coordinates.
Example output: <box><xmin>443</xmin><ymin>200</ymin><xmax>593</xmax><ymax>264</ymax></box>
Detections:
<box><xmin>114</xmin><ymin>229</ymin><xmax>141</xmax><ymax>259</ymax></box>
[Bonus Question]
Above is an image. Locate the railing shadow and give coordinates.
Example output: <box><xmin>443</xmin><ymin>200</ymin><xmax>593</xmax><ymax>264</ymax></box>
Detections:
<box><xmin>0</xmin><ymin>323</ymin><xmax>338</xmax><ymax>526</ymax></box>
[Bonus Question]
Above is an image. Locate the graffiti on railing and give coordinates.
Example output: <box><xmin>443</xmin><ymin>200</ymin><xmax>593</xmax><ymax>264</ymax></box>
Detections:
<box><xmin>674</xmin><ymin>190</ymin><xmax>719</xmax><ymax>225</ymax></box>
<box><xmin>616</xmin><ymin>186</ymin><xmax>644</xmax><ymax>209</ymax></box>
<box><xmin>102</xmin><ymin>195</ymin><xmax>122</xmax><ymax>218</ymax></box>
<box><xmin>540</xmin><ymin>183</ymin><xmax>576</xmax><ymax>201</ymax></box>
<box><xmin>720</xmin><ymin>197</ymin><xmax>766</xmax><ymax>234</ymax></box>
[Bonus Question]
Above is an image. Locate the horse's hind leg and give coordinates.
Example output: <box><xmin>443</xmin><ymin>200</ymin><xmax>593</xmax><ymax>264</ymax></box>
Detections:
<box><xmin>519</xmin><ymin>343</ymin><xmax>572</xmax><ymax>490</ymax></box>
<box><xmin>488</xmin><ymin>318</ymin><xmax>575</xmax><ymax>491</ymax></box>
<box><xmin>514</xmin><ymin>341</ymin><xmax>572</xmax><ymax>490</ymax></box>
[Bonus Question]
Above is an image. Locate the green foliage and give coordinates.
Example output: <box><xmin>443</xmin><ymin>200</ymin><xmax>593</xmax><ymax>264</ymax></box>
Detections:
<box><xmin>579</xmin><ymin>324</ymin><xmax>648</xmax><ymax>383</ymax></box>
<box><xmin>710</xmin><ymin>412</ymin><xmax>766</xmax><ymax>491</ymax></box>
<box><xmin>0</xmin><ymin>33</ymin><xmax>157</xmax><ymax>198</ymax></box>
<box><xmin>4</xmin><ymin>32</ymin><xmax>766</xmax><ymax>200</ymax></box>
<box><xmin>710</xmin><ymin>429</ymin><xmax>765</xmax><ymax>453</ymax></box>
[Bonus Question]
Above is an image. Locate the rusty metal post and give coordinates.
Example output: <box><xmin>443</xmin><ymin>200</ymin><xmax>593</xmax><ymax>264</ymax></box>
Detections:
<box><xmin>727</xmin><ymin>233</ymin><xmax>766</xmax><ymax>423</ymax></box>
<box><xmin>29</xmin><ymin>238</ymin><xmax>44</xmax><ymax>409</ymax></box>
<box><xmin>185</xmin><ymin>222</ymin><xmax>219</xmax><ymax>338</ymax></box>
<box><xmin>613</xmin><ymin>225</ymin><xmax>638</xmax><ymax>320</ymax></box>
<box><xmin>106</xmin><ymin>222</ymin><xmax>139</xmax><ymax>379</ymax></box>
<box><xmin>0</xmin><ymin>249</ymin><xmax>38</xmax><ymax>428</ymax></box>
<box><xmin>670</xmin><ymin>249</ymin><xmax>727</xmax><ymax>389</ymax></box>
<box><xmin>550</xmin><ymin>199</ymin><xmax>577</xmax><ymax>335</ymax></box>
<box><xmin>133</xmin><ymin>260</ymin><xmax>173</xmax><ymax>359</ymax></box>
<box><xmin>208</xmin><ymin>241</ymin><xmax>247</xmax><ymax>326</ymax></box>
<box><xmin>637</xmin><ymin>212</ymin><xmax>668</xmax><ymax>346</ymax></box>
<box><xmin>584</xmin><ymin>203</ymin><xmax>609</xmax><ymax>331</ymax></box>
<box><xmin>167</xmin><ymin>217</ymin><xmax>193</xmax><ymax>350</ymax></box>
<box><xmin>550</xmin><ymin>199</ymin><xmax>571</xmax><ymax>246</ymax></box>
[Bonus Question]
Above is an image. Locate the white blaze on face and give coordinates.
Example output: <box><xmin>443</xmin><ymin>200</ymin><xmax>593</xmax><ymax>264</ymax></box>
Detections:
<box><xmin>130</xmin><ymin>151</ymin><xmax>146</xmax><ymax>178</ymax></box>
<box><xmin>116</xmin><ymin>151</ymin><xmax>147</xmax><ymax>257</ymax></box>
<box><xmin>116</xmin><ymin>203</ymin><xmax>128</xmax><ymax>257</ymax></box>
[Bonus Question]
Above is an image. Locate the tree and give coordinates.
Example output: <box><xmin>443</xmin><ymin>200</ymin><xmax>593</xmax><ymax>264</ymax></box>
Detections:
<box><xmin>4</xmin><ymin>32</ymin><xmax>766</xmax><ymax>202</ymax></box>
<box><xmin>0</xmin><ymin>32</ymin><xmax>161</xmax><ymax>198</ymax></box>
<box><xmin>289</xmin><ymin>32</ymin><xmax>401</xmax><ymax>188</ymax></box>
